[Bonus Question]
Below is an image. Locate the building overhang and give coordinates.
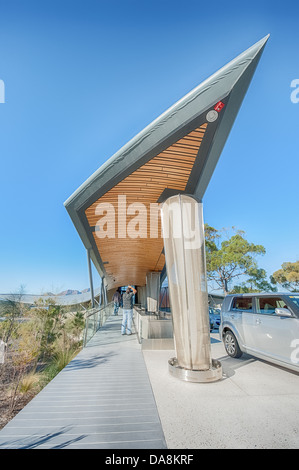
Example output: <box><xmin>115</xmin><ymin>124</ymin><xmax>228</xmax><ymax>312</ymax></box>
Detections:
<box><xmin>64</xmin><ymin>35</ymin><xmax>269</xmax><ymax>290</ymax></box>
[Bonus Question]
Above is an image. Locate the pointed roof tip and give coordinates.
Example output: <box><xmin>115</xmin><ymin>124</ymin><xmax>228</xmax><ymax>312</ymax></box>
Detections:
<box><xmin>249</xmin><ymin>33</ymin><xmax>270</xmax><ymax>53</ymax></box>
<box><xmin>257</xmin><ymin>33</ymin><xmax>270</xmax><ymax>46</ymax></box>
<box><xmin>228</xmin><ymin>33</ymin><xmax>270</xmax><ymax>69</ymax></box>
<box><xmin>244</xmin><ymin>33</ymin><xmax>270</xmax><ymax>53</ymax></box>
<box><xmin>198</xmin><ymin>34</ymin><xmax>270</xmax><ymax>94</ymax></box>
<box><xmin>261</xmin><ymin>33</ymin><xmax>270</xmax><ymax>40</ymax></box>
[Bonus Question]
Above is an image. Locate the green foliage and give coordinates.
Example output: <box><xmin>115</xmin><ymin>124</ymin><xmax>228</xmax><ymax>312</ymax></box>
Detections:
<box><xmin>64</xmin><ymin>311</ymin><xmax>85</xmax><ymax>346</ymax></box>
<box><xmin>8</xmin><ymin>332</ymin><xmax>40</xmax><ymax>412</ymax></box>
<box><xmin>0</xmin><ymin>286</ymin><xmax>29</xmax><ymax>344</ymax></box>
<box><xmin>2</xmin><ymin>293</ymin><xmax>86</xmax><ymax>417</ymax></box>
<box><xmin>271</xmin><ymin>261</ymin><xmax>299</xmax><ymax>292</ymax></box>
<box><xmin>41</xmin><ymin>348</ymin><xmax>79</xmax><ymax>383</ymax></box>
<box><xmin>230</xmin><ymin>268</ymin><xmax>277</xmax><ymax>293</ymax></box>
<box><xmin>18</xmin><ymin>371</ymin><xmax>42</xmax><ymax>394</ymax></box>
<box><xmin>205</xmin><ymin>225</ymin><xmax>274</xmax><ymax>295</ymax></box>
<box><xmin>28</xmin><ymin>298</ymin><xmax>66</xmax><ymax>362</ymax></box>
<box><xmin>71</xmin><ymin>311</ymin><xmax>85</xmax><ymax>330</ymax></box>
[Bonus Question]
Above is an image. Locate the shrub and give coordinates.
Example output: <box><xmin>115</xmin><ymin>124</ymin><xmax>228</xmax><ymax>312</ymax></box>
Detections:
<box><xmin>19</xmin><ymin>371</ymin><xmax>41</xmax><ymax>394</ymax></box>
<box><xmin>41</xmin><ymin>347</ymin><xmax>79</xmax><ymax>383</ymax></box>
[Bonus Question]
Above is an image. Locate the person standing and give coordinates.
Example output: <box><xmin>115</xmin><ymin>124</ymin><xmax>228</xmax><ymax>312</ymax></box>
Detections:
<box><xmin>121</xmin><ymin>285</ymin><xmax>137</xmax><ymax>335</ymax></box>
<box><xmin>112</xmin><ymin>289</ymin><xmax>121</xmax><ymax>315</ymax></box>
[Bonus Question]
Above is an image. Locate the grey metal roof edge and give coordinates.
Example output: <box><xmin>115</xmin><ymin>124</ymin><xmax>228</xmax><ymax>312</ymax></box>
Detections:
<box><xmin>66</xmin><ymin>204</ymin><xmax>106</xmax><ymax>279</ymax></box>
<box><xmin>64</xmin><ymin>34</ymin><xmax>270</xmax><ymax>212</ymax></box>
<box><xmin>195</xmin><ymin>35</ymin><xmax>269</xmax><ymax>199</ymax></box>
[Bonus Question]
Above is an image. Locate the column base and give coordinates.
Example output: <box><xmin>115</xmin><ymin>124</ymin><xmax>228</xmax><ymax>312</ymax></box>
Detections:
<box><xmin>168</xmin><ymin>357</ymin><xmax>222</xmax><ymax>383</ymax></box>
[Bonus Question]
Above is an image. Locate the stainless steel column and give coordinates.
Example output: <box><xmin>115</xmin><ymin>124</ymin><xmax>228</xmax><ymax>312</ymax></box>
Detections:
<box><xmin>161</xmin><ymin>194</ymin><xmax>222</xmax><ymax>382</ymax></box>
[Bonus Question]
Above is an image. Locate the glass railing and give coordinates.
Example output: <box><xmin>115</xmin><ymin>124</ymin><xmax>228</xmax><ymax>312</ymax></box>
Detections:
<box><xmin>83</xmin><ymin>302</ymin><xmax>114</xmax><ymax>346</ymax></box>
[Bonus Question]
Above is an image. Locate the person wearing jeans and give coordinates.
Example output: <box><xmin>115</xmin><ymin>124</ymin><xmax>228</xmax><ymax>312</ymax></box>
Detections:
<box><xmin>121</xmin><ymin>285</ymin><xmax>137</xmax><ymax>335</ymax></box>
<box><xmin>112</xmin><ymin>289</ymin><xmax>121</xmax><ymax>315</ymax></box>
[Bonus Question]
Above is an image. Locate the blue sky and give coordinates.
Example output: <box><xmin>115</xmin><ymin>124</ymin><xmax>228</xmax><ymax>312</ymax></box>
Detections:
<box><xmin>0</xmin><ymin>0</ymin><xmax>298</xmax><ymax>294</ymax></box>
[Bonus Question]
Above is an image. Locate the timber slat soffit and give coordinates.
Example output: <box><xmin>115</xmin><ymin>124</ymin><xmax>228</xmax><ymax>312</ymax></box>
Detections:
<box><xmin>86</xmin><ymin>124</ymin><xmax>207</xmax><ymax>286</ymax></box>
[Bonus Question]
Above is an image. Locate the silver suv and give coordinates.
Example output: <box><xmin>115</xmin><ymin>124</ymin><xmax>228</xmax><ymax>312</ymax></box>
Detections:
<box><xmin>219</xmin><ymin>293</ymin><xmax>299</xmax><ymax>372</ymax></box>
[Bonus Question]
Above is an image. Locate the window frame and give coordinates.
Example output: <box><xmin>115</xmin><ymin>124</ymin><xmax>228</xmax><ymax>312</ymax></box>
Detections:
<box><xmin>255</xmin><ymin>296</ymin><xmax>293</xmax><ymax>316</ymax></box>
<box><xmin>230</xmin><ymin>296</ymin><xmax>254</xmax><ymax>313</ymax></box>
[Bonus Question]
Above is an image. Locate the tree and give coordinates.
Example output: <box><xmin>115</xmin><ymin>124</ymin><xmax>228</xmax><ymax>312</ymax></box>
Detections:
<box><xmin>65</xmin><ymin>312</ymin><xmax>85</xmax><ymax>347</ymax></box>
<box><xmin>28</xmin><ymin>298</ymin><xmax>65</xmax><ymax>363</ymax></box>
<box><xmin>271</xmin><ymin>261</ymin><xmax>299</xmax><ymax>292</ymax></box>
<box><xmin>0</xmin><ymin>285</ymin><xmax>28</xmax><ymax>344</ymax></box>
<box><xmin>230</xmin><ymin>267</ymin><xmax>277</xmax><ymax>294</ymax></box>
<box><xmin>205</xmin><ymin>225</ymin><xmax>274</xmax><ymax>295</ymax></box>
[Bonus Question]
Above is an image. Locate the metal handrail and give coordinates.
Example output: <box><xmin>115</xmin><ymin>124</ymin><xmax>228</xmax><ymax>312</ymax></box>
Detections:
<box><xmin>132</xmin><ymin>307</ymin><xmax>142</xmax><ymax>344</ymax></box>
<box><xmin>83</xmin><ymin>302</ymin><xmax>113</xmax><ymax>346</ymax></box>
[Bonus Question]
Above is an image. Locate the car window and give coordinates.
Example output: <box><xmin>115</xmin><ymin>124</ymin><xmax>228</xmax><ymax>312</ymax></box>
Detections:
<box><xmin>256</xmin><ymin>297</ymin><xmax>288</xmax><ymax>315</ymax></box>
<box><xmin>231</xmin><ymin>297</ymin><xmax>253</xmax><ymax>312</ymax></box>
<box><xmin>286</xmin><ymin>295</ymin><xmax>299</xmax><ymax>310</ymax></box>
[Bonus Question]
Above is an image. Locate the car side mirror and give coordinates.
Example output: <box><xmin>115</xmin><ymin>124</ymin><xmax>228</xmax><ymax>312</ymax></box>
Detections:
<box><xmin>275</xmin><ymin>307</ymin><xmax>292</xmax><ymax>317</ymax></box>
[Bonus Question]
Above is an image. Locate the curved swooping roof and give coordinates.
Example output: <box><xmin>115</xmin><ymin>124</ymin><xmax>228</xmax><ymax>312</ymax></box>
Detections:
<box><xmin>64</xmin><ymin>35</ymin><xmax>269</xmax><ymax>291</ymax></box>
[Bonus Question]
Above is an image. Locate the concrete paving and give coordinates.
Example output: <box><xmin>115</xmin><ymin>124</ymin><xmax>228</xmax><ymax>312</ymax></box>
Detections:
<box><xmin>0</xmin><ymin>315</ymin><xmax>166</xmax><ymax>449</ymax></box>
<box><xmin>143</xmin><ymin>334</ymin><xmax>299</xmax><ymax>449</ymax></box>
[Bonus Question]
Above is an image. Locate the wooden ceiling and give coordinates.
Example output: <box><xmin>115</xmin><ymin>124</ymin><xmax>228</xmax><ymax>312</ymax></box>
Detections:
<box><xmin>85</xmin><ymin>123</ymin><xmax>208</xmax><ymax>288</ymax></box>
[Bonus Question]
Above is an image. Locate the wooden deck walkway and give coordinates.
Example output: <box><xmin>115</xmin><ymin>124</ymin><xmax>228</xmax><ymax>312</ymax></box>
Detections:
<box><xmin>0</xmin><ymin>315</ymin><xmax>166</xmax><ymax>449</ymax></box>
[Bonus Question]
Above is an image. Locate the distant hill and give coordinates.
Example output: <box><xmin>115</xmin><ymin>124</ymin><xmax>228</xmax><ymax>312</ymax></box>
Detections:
<box><xmin>57</xmin><ymin>290</ymin><xmax>81</xmax><ymax>296</ymax></box>
<box><xmin>56</xmin><ymin>289</ymin><xmax>90</xmax><ymax>296</ymax></box>
<box><xmin>0</xmin><ymin>287</ymin><xmax>99</xmax><ymax>306</ymax></box>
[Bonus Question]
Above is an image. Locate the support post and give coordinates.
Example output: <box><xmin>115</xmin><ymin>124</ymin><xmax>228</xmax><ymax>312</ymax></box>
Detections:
<box><xmin>104</xmin><ymin>284</ymin><xmax>108</xmax><ymax>306</ymax></box>
<box><xmin>146</xmin><ymin>272</ymin><xmax>161</xmax><ymax>314</ymax></box>
<box><xmin>87</xmin><ymin>248</ymin><xmax>95</xmax><ymax>309</ymax></box>
<box><xmin>100</xmin><ymin>278</ymin><xmax>104</xmax><ymax>306</ymax></box>
<box><xmin>160</xmin><ymin>194</ymin><xmax>222</xmax><ymax>382</ymax></box>
<box><xmin>101</xmin><ymin>276</ymin><xmax>108</xmax><ymax>306</ymax></box>
<box><xmin>138</xmin><ymin>286</ymin><xmax>147</xmax><ymax>309</ymax></box>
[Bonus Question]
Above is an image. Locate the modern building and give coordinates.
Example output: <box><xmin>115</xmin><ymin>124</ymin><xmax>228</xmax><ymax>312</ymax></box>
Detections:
<box><xmin>65</xmin><ymin>35</ymin><xmax>269</xmax><ymax>382</ymax></box>
<box><xmin>64</xmin><ymin>35</ymin><xmax>269</xmax><ymax>308</ymax></box>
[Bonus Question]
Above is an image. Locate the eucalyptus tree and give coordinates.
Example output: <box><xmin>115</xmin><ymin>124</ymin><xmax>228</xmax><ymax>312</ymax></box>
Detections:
<box><xmin>205</xmin><ymin>225</ymin><xmax>273</xmax><ymax>295</ymax></box>
<box><xmin>271</xmin><ymin>261</ymin><xmax>299</xmax><ymax>292</ymax></box>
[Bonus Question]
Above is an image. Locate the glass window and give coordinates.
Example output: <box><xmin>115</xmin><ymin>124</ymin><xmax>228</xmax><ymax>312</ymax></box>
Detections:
<box><xmin>231</xmin><ymin>297</ymin><xmax>253</xmax><ymax>312</ymax></box>
<box><xmin>256</xmin><ymin>297</ymin><xmax>288</xmax><ymax>315</ymax></box>
<box><xmin>287</xmin><ymin>295</ymin><xmax>299</xmax><ymax>309</ymax></box>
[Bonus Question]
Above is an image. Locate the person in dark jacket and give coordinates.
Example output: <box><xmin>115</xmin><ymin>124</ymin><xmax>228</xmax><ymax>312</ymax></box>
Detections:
<box><xmin>121</xmin><ymin>285</ymin><xmax>137</xmax><ymax>335</ymax></box>
<box><xmin>112</xmin><ymin>289</ymin><xmax>121</xmax><ymax>315</ymax></box>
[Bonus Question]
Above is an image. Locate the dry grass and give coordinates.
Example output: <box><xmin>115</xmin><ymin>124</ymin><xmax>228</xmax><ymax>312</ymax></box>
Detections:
<box><xmin>0</xmin><ymin>365</ymin><xmax>39</xmax><ymax>430</ymax></box>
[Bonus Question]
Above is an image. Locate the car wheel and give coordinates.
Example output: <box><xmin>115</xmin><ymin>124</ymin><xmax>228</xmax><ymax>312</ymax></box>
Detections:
<box><xmin>224</xmin><ymin>330</ymin><xmax>243</xmax><ymax>358</ymax></box>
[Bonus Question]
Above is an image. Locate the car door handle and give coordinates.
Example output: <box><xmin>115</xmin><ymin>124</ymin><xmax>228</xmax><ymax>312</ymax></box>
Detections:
<box><xmin>255</xmin><ymin>318</ymin><xmax>261</xmax><ymax>324</ymax></box>
<box><xmin>230</xmin><ymin>314</ymin><xmax>235</xmax><ymax>319</ymax></box>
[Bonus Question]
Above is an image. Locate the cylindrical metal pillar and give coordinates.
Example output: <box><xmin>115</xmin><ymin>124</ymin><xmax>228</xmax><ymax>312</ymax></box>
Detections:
<box><xmin>161</xmin><ymin>194</ymin><xmax>222</xmax><ymax>382</ymax></box>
